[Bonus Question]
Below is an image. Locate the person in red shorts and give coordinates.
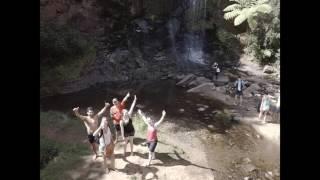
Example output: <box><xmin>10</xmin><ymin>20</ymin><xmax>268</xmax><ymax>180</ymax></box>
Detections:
<box><xmin>110</xmin><ymin>92</ymin><xmax>130</xmax><ymax>143</ymax></box>
<box><xmin>137</xmin><ymin>109</ymin><xmax>166</xmax><ymax>166</ymax></box>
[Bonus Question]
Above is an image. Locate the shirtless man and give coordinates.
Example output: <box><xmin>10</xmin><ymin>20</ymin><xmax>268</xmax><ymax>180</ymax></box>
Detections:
<box><xmin>73</xmin><ymin>102</ymin><xmax>110</xmax><ymax>159</ymax></box>
<box><xmin>110</xmin><ymin>92</ymin><xmax>130</xmax><ymax>143</ymax></box>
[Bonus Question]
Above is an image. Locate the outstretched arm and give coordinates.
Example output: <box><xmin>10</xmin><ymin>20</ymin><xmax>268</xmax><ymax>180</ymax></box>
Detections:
<box><xmin>128</xmin><ymin>95</ymin><xmax>137</xmax><ymax>117</ymax></box>
<box><xmin>72</xmin><ymin>107</ymin><xmax>88</xmax><ymax>122</ymax></box>
<box><xmin>138</xmin><ymin>109</ymin><xmax>150</xmax><ymax>126</ymax></box>
<box><xmin>121</xmin><ymin>92</ymin><xmax>130</xmax><ymax>105</ymax></box>
<box><xmin>96</xmin><ymin>102</ymin><xmax>110</xmax><ymax>118</ymax></box>
<box><xmin>154</xmin><ymin>110</ymin><xmax>166</xmax><ymax>128</ymax></box>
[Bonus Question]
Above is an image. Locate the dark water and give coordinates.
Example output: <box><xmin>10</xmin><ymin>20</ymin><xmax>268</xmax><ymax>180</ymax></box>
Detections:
<box><xmin>40</xmin><ymin>80</ymin><xmax>228</xmax><ymax>128</ymax></box>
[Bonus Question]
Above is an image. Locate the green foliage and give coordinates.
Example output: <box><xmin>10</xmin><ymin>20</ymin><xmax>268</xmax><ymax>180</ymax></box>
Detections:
<box><xmin>216</xmin><ymin>28</ymin><xmax>239</xmax><ymax>49</ymax></box>
<box><xmin>40</xmin><ymin>139</ymin><xmax>89</xmax><ymax>180</ymax></box>
<box><xmin>40</xmin><ymin>21</ymin><xmax>96</xmax><ymax>95</ymax></box>
<box><xmin>244</xmin><ymin>0</ymin><xmax>279</xmax><ymax>64</ymax></box>
<box><xmin>223</xmin><ymin>0</ymin><xmax>272</xmax><ymax>28</ymax></box>
<box><xmin>40</xmin><ymin>21</ymin><xmax>93</xmax><ymax>65</ymax></box>
<box><xmin>40</xmin><ymin>111</ymin><xmax>78</xmax><ymax>130</ymax></box>
<box><xmin>40</xmin><ymin>137</ymin><xmax>59</xmax><ymax>170</ymax></box>
<box><xmin>40</xmin><ymin>111</ymin><xmax>90</xmax><ymax>179</ymax></box>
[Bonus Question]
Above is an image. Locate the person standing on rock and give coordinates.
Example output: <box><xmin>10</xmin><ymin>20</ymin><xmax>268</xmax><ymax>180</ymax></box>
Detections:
<box><xmin>110</xmin><ymin>92</ymin><xmax>130</xmax><ymax>143</ymax></box>
<box><xmin>259</xmin><ymin>92</ymin><xmax>271</xmax><ymax>123</ymax></box>
<box><xmin>212</xmin><ymin>62</ymin><xmax>218</xmax><ymax>69</ymax></box>
<box><xmin>212</xmin><ymin>62</ymin><xmax>218</xmax><ymax>80</ymax></box>
<box><xmin>93</xmin><ymin>117</ymin><xmax>115</xmax><ymax>173</ymax></box>
<box><xmin>234</xmin><ymin>76</ymin><xmax>245</xmax><ymax>106</ymax></box>
<box><xmin>137</xmin><ymin>109</ymin><xmax>166</xmax><ymax>166</ymax></box>
<box><xmin>73</xmin><ymin>102</ymin><xmax>110</xmax><ymax>160</ymax></box>
<box><xmin>121</xmin><ymin>95</ymin><xmax>137</xmax><ymax>157</ymax></box>
<box><xmin>215</xmin><ymin>66</ymin><xmax>220</xmax><ymax>80</ymax></box>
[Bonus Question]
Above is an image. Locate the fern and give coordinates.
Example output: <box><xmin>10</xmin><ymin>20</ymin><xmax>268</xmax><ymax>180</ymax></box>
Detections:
<box><xmin>234</xmin><ymin>14</ymin><xmax>248</xmax><ymax>26</ymax></box>
<box><xmin>254</xmin><ymin>4</ymin><xmax>272</xmax><ymax>13</ymax></box>
<box><xmin>223</xmin><ymin>0</ymin><xmax>272</xmax><ymax>29</ymax></box>
<box><xmin>224</xmin><ymin>10</ymin><xmax>242</xmax><ymax>20</ymax></box>
<box><xmin>223</xmin><ymin>4</ymin><xmax>241</xmax><ymax>12</ymax></box>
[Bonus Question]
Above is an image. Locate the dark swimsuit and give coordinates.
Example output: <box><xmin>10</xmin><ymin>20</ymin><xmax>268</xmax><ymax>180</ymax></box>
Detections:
<box><xmin>124</xmin><ymin>118</ymin><xmax>135</xmax><ymax>137</ymax></box>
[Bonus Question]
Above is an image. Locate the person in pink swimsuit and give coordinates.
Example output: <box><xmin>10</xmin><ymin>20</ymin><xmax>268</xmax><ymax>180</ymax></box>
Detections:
<box><xmin>137</xmin><ymin>109</ymin><xmax>166</xmax><ymax>166</ymax></box>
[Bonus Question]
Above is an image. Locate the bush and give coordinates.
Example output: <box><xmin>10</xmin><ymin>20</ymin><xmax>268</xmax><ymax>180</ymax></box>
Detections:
<box><xmin>40</xmin><ymin>111</ymin><xmax>76</xmax><ymax>130</ymax></box>
<box><xmin>40</xmin><ymin>137</ymin><xmax>59</xmax><ymax>170</ymax></box>
<box><xmin>40</xmin><ymin>21</ymin><xmax>96</xmax><ymax>95</ymax></box>
<box><xmin>40</xmin><ymin>140</ymin><xmax>90</xmax><ymax>180</ymax></box>
<box><xmin>40</xmin><ymin>111</ymin><xmax>90</xmax><ymax>179</ymax></box>
<box><xmin>40</xmin><ymin>21</ymin><xmax>93</xmax><ymax>66</ymax></box>
<box><xmin>243</xmin><ymin>0</ymin><xmax>280</xmax><ymax>65</ymax></box>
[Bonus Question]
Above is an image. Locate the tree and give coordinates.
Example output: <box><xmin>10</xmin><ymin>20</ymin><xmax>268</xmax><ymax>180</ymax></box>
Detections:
<box><xmin>223</xmin><ymin>0</ymin><xmax>272</xmax><ymax>29</ymax></box>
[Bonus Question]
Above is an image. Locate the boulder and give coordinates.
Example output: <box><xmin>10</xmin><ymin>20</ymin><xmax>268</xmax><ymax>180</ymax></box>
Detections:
<box><xmin>188</xmin><ymin>77</ymin><xmax>211</xmax><ymax>87</ymax></box>
<box><xmin>176</xmin><ymin>74</ymin><xmax>197</xmax><ymax>87</ymax></box>
<box><xmin>244</xmin><ymin>83</ymin><xmax>260</xmax><ymax>96</ymax></box>
<box><xmin>187</xmin><ymin>83</ymin><xmax>234</xmax><ymax>105</ymax></box>
<box><xmin>197</xmin><ymin>107</ymin><xmax>206</xmax><ymax>112</ymax></box>
<box><xmin>241</xmin><ymin>163</ymin><xmax>257</xmax><ymax>173</ymax></box>
<box><xmin>187</xmin><ymin>83</ymin><xmax>215</xmax><ymax>93</ymax></box>
<box><xmin>263</xmin><ymin>65</ymin><xmax>276</xmax><ymax>74</ymax></box>
<box><xmin>212</xmin><ymin>74</ymin><xmax>230</xmax><ymax>86</ymax></box>
<box><xmin>108</xmin><ymin>48</ymin><xmax>130</xmax><ymax>64</ymax></box>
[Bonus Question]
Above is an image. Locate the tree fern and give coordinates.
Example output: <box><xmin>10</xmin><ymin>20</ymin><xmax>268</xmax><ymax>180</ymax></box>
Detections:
<box><xmin>234</xmin><ymin>13</ymin><xmax>248</xmax><ymax>26</ymax></box>
<box><xmin>223</xmin><ymin>4</ymin><xmax>241</xmax><ymax>12</ymax></box>
<box><xmin>224</xmin><ymin>9</ymin><xmax>242</xmax><ymax>20</ymax></box>
<box><xmin>254</xmin><ymin>4</ymin><xmax>272</xmax><ymax>13</ymax></box>
<box><xmin>223</xmin><ymin>0</ymin><xmax>272</xmax><ymax>29</ymax></box>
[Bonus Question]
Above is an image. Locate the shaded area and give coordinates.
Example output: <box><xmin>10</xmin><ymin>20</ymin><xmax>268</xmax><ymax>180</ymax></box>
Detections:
<box><xmin>40</xmin><ymin>79</ymin><xmax>235</xmax><ymax>134</ymax></box>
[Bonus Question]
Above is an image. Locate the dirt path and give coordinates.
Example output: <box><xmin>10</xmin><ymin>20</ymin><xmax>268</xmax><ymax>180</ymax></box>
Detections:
<box><xmin>63</xmin><ymin>113</ymin><xmax>279</xmax><ymax>180</ymax></box>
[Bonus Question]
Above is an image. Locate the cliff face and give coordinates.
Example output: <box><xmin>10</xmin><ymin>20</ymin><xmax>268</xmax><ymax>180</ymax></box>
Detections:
<box><xmin>40</xmin><ymin>0</ymin><xmax>243</xmax><ymax>97</ymax></box>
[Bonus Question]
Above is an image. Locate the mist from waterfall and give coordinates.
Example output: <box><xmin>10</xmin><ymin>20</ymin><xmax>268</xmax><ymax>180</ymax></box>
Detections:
<box><xmin>167</xmin><ymin>0</ymin><xmax>208</xmax><ymax>71</ymax></box>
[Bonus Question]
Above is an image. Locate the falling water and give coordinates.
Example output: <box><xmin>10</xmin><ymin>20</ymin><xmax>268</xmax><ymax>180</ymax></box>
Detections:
<box><xmin>167</xmin><ymin>0</ymin><xmax>208</xmax><ymax>72</ymax></box>
<box><xmin>184</xmin><ymin>0</ymin><xmax>207</xmax><ymax>65</ymax></box>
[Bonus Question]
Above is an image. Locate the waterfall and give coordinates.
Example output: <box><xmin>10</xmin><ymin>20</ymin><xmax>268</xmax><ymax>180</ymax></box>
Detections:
<box><xmin>166</xmin><ymin>0</ymin><xmax>209</xmax><ymax>72</ymax></box>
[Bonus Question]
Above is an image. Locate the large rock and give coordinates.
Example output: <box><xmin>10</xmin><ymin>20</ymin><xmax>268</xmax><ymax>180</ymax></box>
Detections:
<box><xmin>243</xmin><ymin>83</ymin><xmax>260</xmax><ymax>97</ymax></box>
<box><xmin>176</xmin><ymin>74</ymin><xmax>196</xmax><ymax>87</ymax></box>
<box><xmin>188</xmin><ymin>77</ymin><xmax>211</xmax><ymax>87</ymax></box>
<box><xmin>187</xmin><ymin>83</ymin><xmax>234</xmax><ymax>105</ymax></box>
<box><xmin>187</xmin><ymin>83</ymin><xmax>215</xmax><ymax>93</ymax></box>
<box><xmin>154</xmin><ymin>51</ymin><xmax>167</xmax><ymax>61</ymax></box>
<box><xmin>241</xmin><ymin>163</ymin><xmax>257</xmax><ymax>173</ymax></box>
<box><xmin>133</xmin><ymin>19</ymin><xmax>150</xmax><ymax>33</ymax></box>
<box><xmin>263</xmin><ymin>65</ymin><xmax>276</xmax><ymax>74</ymax></box>
<box><xmin>108</xmin><ymin>48</ymin><xmax>130</xmax><ymax>64</ymax></box>
<box><xmin>212</xmin><ymin>74</ymin><xmax>230</xmax><ymax>86</ymax></box>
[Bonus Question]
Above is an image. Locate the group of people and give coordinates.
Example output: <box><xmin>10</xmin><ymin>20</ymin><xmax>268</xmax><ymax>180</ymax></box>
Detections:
<box><xmin>232</xmin><ymin>75</ymin><xmax>280</xmax><ymax>123</ymax></box>
<box><xmin>73</xmin><ymin>93</ymin><xmax>166</xmax><ymax>173</ymax></box>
